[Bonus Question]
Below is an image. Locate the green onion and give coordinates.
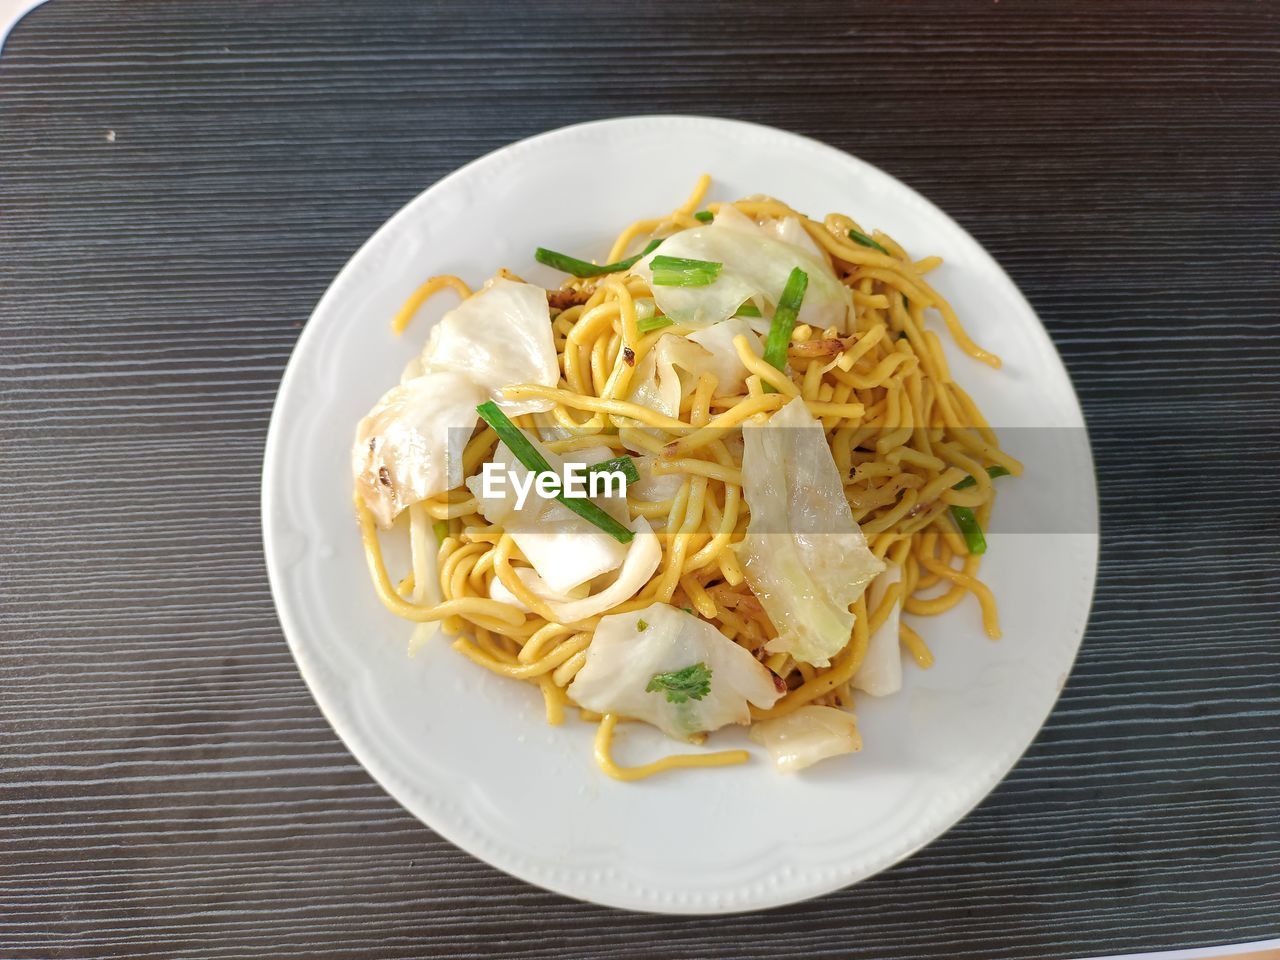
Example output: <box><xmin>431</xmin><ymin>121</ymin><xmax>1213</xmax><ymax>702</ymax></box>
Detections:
<box><xmin>949</xmin><ymin>506</ymin><xmax>987</xmax><ymax>555</ymax></box>
<box><xmin>948</xmin><ymin>466</ymin><xmax>1012</xmax><ymax>554</ymax></box>
<box><xmin>432</xmin><ymin>520</ymin><xmax>449</xmax><ymax>544</ymax></box>
<box><xmin>637</xmin><ymin>315</ymin><xmax>675</xmax><ymax>334</ymax></box>
<box><xmin>848</xmin><ymin>228</ymin><xmax>890</xmax><ymax>256</ymax></box>
<box><xmin>760</xmin><ymin>267</ymin><xmax>809</xmax><ymax>393</ymax></box>
<box><xmin>585</xmin><ymin>455</ymin><xmax>641</xmax><ymax>484</ymax></box>
<box><xmin>475</xmin><ymin>402</ymin><xmax>634</xmax><ymax>544</ymax></box>
<box><xmin>952</xmin><ymin>465</ymin><xmax>1012</xmax><ymax>491</ymax></box>
<box><xmin>650</xmin><ymin>255</ymin><xmax>722</xmax><ymax>288</ymax></box>
<box><xmin>735</xmin><ymin>303</ymin><xmax>762</xmax><ymax>318</ymax></box>
<box><xmin>535</xmin><ymin>238</ymin><xmax>663</xmax><ymax>278</ymax></box>
<box><xmin>693</xmin><ymin>210</ymin><xmax>714</xmax><ymax>223</ymax></box>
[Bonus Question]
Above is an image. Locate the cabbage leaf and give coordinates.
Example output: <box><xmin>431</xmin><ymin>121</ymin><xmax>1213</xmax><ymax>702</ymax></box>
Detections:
<box><xmin>732</xmin><ymin>396</ymin><xmax>884</xmax><ymax>666</ymax></box>
<box><xmin>466</xmin><ymin>439</ymin><xmax>631</xmax><ymax>594</ymax></box>
<box><xmin>567</xmin><ymin>603</ymin><xmax>782</xmax><ymax>739</ymax></box>
<box><xmin>420</xmin><ymin>277</ymin><xmax>558</xmax><ymax>415</ymax></box>
<box><xmin>852</xmin><ymin>564</ymin><xmax>903</xmax><ymax>697</ymax></box>
<box><xmin>749</xmin><ymin>705</ymin><xmax>862</xmax><ymax>773</ymax></box>
<box><xmin>488</xmin><ymin>517</ymin><xmax>660</xmax><ymax>624</ymax></box>
<box><xmin>353</xmin><ymin>370</ymin><xmax>487</xmax><ymax>527</ymax></box>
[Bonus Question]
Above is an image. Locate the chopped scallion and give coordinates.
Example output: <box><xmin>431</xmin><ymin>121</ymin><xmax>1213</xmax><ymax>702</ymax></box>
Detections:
<box><xmin>650</xmin><ymin>255</ymin><xmax>722</xmax><ymax>288</ymax></box>
<box><xmin>693</xmin><ymin>210</ymin><xmax>714</xmax><ymax>223</ymax></box>
<box><xmin>585</xmin><ymin>455</ymin><xmax>641</xmax><ymax>484</ymax></box>
<box><xmin>535</xmin><ymin>237</ymin><xmax>663</xmax><ymax>278</ymax></box>
<box><xmin>636</xmin><ymin>315</ymin><xmax>675</xmax><ymax>334</ymax></box>
<box><xmin>475</xmin><ymin>402</ymin><xmax>634</xmax><ymax>544</ymax></box>
<box><xmin>735</xmin><ymin>303</ymin><xmax>762</xmax><ymax>318</ymax></box>
<box><xmin>760</xmin><ymin>267</ymin><xmax>809</xmax><ymax>392</ymax></box>
<box><xmin>948</xmin><ymin>467</ymin><xmax>1012</xmax><ymax>554</ymax></box>
<box><xmin>949</xmin><ymin>506</ymin><xmax>987</xmax><ymax>555</ymax></box>
<box><xmin>848</xmin><ymin>228</ymin><xmax>890</xmax><ymax>256</ymax></box>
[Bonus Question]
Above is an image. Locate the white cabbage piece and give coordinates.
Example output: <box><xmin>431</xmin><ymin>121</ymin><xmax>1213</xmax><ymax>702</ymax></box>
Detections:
<box><xmin>749</xmin><ymin>705</ymin><xmax>862</xmax><ymax>773</ymax></box>
<box><xmin>487</xmin><ymin>517</ymin><xmax>660</xmax><ymax>624</ymax></box>
<box><xmin>466</xmin><ymin>439</ymin><xmax>630</xmax><ymax>594</ymax></box>
<box><xmin>625</xmin><ymin>333</ymin><xmax>714</xmax><ymax>420</ymax></box>
<box><xmin>686</xmin><ymin>317</ymin><xmax>763</xmax><ymax>398</ymax></box>
<box><xmin>420</xmin><ymin>277</ymin><xmax>558</xmax><ymax>416</ymax></box>
<box><xmin>353</xmin><ymin>370</ymin><xmax>487</xmax><ymax>528</ymax></box>
<box><xmin>732</xmin><ymin>397</ymin><xmax>885</xmax><ymax>667</ymax></box>
<box><xmin>852</xmin><ymin>565</ymin><xmax>903</xmax><ymax>697</ymax></box>
<box><xmin>632</xmin><ymin>297</ymin><xmax>657</xmax><ymax>321</ymax></box>
<box><xmin>630</xmin><ymin>208</ymin><xmax>850</xmax><ymax>331</ymax></box>
<box><xmin>534</xmin><ymin>517</ymin><xmax>659</xmax><ymax>623</ymax></box>
<box><xmin>567</xmin><ymin>603</ymin><xmax>782</xmax><ymax>739</ymax></box>
<box><xmin>758</xmin><ymin>214</ymin><xmax>826</xmax><ymax>260</ymax></box>
<box><xmin>488</xmin><ymin>566</ymin><xmax>589</xmax><ymax>614</ymax></box>
<box><xmin>626</xmin><ymin>454</ymin><xmax>686</xmax><ymax>504</ymax></box>
<box><xmin>530</xmin><ymin>410</ymin><xmax>576</xmax><ymax>444</ymax></box>
<box><xmin>399</xmin><ymin>355</ymin><xmax>424</xmax><ymax>384</ymax></box>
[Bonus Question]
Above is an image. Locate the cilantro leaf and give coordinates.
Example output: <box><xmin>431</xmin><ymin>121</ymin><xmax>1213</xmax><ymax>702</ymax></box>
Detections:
<box><xmin>645</xmin><ymin>662</ymin><xmax>712</xmax><ymax>704</ymax></box>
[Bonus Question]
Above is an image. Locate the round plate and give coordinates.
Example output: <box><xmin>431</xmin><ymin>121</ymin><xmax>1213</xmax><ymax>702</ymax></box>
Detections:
<box><xmin>262</xmin><ymin>116</ymin><xmax>1098</xmax><ymax>914</ymax></box>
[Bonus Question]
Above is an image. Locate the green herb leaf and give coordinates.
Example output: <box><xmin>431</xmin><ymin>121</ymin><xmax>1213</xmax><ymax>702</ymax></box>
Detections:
<box><xmin>645</xmin><ymin>662</ymin><xmax>712</xmax><ymax>704</ymax></box>
<box><xmin>651</xmin><ymin>255</ymin><xmax>722</xmax><ymax>288</ymax></box>
<box><xmin>585</xmin><ymin>455</ymin><xmax>641</xmax><ymax>484</ymax></box>
<box><xmin>735</xmin><ymin>302</ymin><xmax>762</xmax><ymax>318</ymax></box>
<box><xmin>636</xmin><ymin>315</ymin><xmax>675</xmax><ymax>335</ymax></box>
<box><xmin>847</xmin><ymin>228</ymin><xmax>890</xmax><ymax>256</ymax></box>
<box><xmin>693</xmin><ymin>210</ymin><xmax>714</xmax><ymax>223</ymax></box>
<box><xmin>949</xmin><ymin>506</ymin><xmax>987</xmax><ymax>555</ymax></box>
<box><xmin>475</xmin><ymin>401</ymin><xmax>634</xmax><ymax>544</ymax></box>
<box><xmin>535</xmin><ymin>237</ymin><xmax>664</xmax><ymax>278</ymax></box>
<box><xmin>952</xmin><ymin>465</ymin><xmax>1013</xmax><ymax>491</ymax></box>
<box><xmin>637</xmin><ymin>619</ymin><xmax>649</xmax><ymax>632</ymax></box>
<box><xmin>432</xmin><ymin>520</ymin><xmax>450</xmax><ymax>544</ymax></box>
<box><xmin>760</xmin><ymin>267</ymin><xmax>809</xmax><ymax>393</ymax></box>
<box><xmin>682</xmin><ymin>606</ymin><xmax>694</xmax><ymax>615</ymax></box>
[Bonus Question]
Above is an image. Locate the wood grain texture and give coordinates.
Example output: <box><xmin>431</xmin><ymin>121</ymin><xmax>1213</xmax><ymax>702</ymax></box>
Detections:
<box><xmin>1</xmin><ymin>0</ymin><xmax>1278</xmax><ymax>957</ymax></box>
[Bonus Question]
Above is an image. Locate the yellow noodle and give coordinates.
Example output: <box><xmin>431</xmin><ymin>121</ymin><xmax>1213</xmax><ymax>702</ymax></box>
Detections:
<box><xmin>900</xmin><ymin>622</ymin><xmax>935</xmax><ymax>669</ymax></box>
<box><xmin>391</xmin><ymin>275</ymin><xmax>472</xmax><ymax>335</ymax></box>
<box><xmin>594</xmin><ymin>714</ymin><xmax>748</xmax><ymax>781</ymax></box>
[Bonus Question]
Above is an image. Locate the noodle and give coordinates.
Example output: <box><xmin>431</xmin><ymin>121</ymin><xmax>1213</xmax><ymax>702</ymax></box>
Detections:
<box><xmin>359</xmin><ymin>178</ymin><xmax>1022</xmax><ymax>780</ymax></box>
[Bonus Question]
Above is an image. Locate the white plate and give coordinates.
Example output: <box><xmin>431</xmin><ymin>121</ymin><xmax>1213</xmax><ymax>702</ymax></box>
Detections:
<box><xmin>262</xmin><ymin>116</ymin><xmax>1099</xmax><ymax>914</ymax></box>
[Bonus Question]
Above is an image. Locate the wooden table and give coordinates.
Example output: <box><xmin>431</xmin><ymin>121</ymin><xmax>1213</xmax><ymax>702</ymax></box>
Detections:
<box><xmin>2</xmin><ymin>2</ymin><xmax>1277</xmax><ymax>956</ymax></box>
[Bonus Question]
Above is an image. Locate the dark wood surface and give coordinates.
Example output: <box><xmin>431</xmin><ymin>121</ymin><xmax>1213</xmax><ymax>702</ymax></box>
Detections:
<box><xmin>2</xmin><ymin>1</ymin><xmax>1278</xmax><ymax>957</ymax></box>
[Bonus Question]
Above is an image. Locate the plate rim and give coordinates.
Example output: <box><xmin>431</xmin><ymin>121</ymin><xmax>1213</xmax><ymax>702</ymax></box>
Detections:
<box><xmin>262</xmin><ymin>114</ymin><xmax>1100</xmax><ymax>914</ymax></box>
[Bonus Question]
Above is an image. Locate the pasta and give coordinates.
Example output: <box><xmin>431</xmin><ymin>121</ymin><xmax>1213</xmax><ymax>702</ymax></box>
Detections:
<box><xmin>354</xmin><ymin>176</ymin><xmax>1022</xmax><ymax>781</ymax></box>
